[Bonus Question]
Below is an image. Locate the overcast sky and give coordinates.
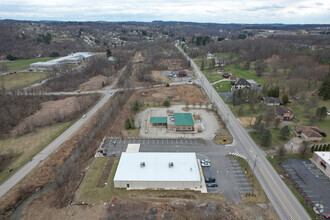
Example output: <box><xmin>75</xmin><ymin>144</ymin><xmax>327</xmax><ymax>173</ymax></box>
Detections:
<box><xmin>0</xmin><ymin>0</ymin><xmax>329</xmax><ymax>24</ymax></box>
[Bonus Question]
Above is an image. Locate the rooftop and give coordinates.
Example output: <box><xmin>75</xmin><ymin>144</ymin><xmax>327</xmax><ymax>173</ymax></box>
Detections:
<box><xmin>315</xmin><ymin>151</ymin><xmax>330</xmax><ymax>163</ymax></box>
<box><xmin>114</xmin><ymin>152</ymin><xmax>201</xmax><ymax>182</ymax></box>
<box><xmin>150</xmin><ymin>117</ymin><xmax>167</xmax><ymax>124</ymax></box>
<box><xmin>174</xmin><ymin>113</ymin><xmax>194</xmax><ymax>125</ymax></box>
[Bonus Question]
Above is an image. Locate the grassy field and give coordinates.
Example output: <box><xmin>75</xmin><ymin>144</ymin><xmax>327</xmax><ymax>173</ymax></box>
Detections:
<box><xmin>205</xmin><ymin>72</ymin><xmax>224</xmax><ymax>83</ymax></box>
<box><xmin>267</xmin><ymin>153</ymin><xmax>318</xmax><ymax>219</ymax></box>
<box><xmin>2</xmin><ymin>72</ymin><xmax>47</xmax><ymax>90</ymax></box>
<box><xmin>75</xmin><ymin>157</ymin><xmax>226</xmax><ymax>204</ymax></box>
<box><xmin>213</xmin><ymin>81</ymin><xmax>232</xmax><ymax>92</ymax></box>
<box><xmin>0</xmin><ymin>120</ymin><xmax>75</xmax><ymax>184</ymax></box>
<box><xmin>223</xmin><ymin>64</ymin><xmax>267</xmax><ymax>85</ymax></box>
<box><xmin>6</xmin><ymin>58</ymin><xmax>54</xmax><ymax>71</ymax></box>
<box><xmin>249</xmin><ymin>128</ymin><xmax>290</xmax><ymax>149</ymax></box>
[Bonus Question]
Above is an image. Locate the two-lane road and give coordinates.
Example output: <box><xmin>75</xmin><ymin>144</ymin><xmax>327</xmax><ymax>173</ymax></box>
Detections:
<box><xmin>176</xmin><ymin>44</ymin><xmax>310</xmax><ymax>220</ymax></box>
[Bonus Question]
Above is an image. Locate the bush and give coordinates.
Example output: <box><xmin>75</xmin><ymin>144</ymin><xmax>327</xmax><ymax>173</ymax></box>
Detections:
<box><xmin>50</xmin><ymin>52</ymin><xmax>60</xmax><ymax>57</ymax></box>
<box><xmin>124</xmin><ymin>118</ymin><xmax>131</xmax><ymax>130</ymax></box>
<box><xmin>6</xmin><ymin>54</ymin><xmax>18</xmax><ymax>61</ymax></box>
<box><xmin>163</xmin><ymin>100</ymin><xmax>170</xmax><ymax>106</ymax></box>
<box><xmin>131</xmin><ymin>101</ymin><xmax>141</xmax><ymax>112</ymax></box>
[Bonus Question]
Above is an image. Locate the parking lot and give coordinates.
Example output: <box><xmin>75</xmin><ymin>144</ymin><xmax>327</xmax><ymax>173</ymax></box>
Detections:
<box><xmin>281</xmin><ymin>159</ymin><xmax>330</xmax><ymax>214</ymax></box>
<box><xmin>103</xmin><ymin>138</ymin><xmax>251</xmax><ymax>203</ymax></box>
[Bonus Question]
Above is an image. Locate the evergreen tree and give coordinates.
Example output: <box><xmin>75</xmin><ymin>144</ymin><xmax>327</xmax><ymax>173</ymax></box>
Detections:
<box><xmin>282</xmin><ymin>95</ymin><xmax>289</xmax><ymax>105</ymax></box>
<box><xmin>280</xmin><ymin>126</ymin><xmax>290</xmax><ymax>139</ymax></box>
<box><xmin>124</xmin><ymin>118</ymin><xmax>131</xmax><ymax>129</ymax></box>
<box><xmin>106</xmin><ymin>48</ymin><xmax>112</xmax><ymax>58</ymax></box>
<box><xmin>261</xmin><ymin>129</ymin><xmax>272</xmax><ymax>147</ymax></box>
<box><xmin>318</xmin><ymin>74</ymin><xmax>330</xmax><ymax>100</ymax></box>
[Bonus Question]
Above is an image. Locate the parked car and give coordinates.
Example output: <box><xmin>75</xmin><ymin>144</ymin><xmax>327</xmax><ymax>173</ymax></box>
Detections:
<box><xmin>324</xmin><ymin>213</ymin><xmax>330</xmax><ymax>219</ymax></box>
<box><xmin>206</xmin><ymin>183</ymin><xmax>218</xmax><ymax>187</ymax></box>
<box><xmin>201</xmin><ymin>159</ymin><xmax>210</xmax><ymax>163</ymax></box>
<box><xmin>201</xmin><ymin>162</ymin><xmax>210</xmax><ymax>167</ymax></box>
<box><xmin>205</xmin><ymin>177</ymin><xmax>216</xmax><ymax>183</ymax></box>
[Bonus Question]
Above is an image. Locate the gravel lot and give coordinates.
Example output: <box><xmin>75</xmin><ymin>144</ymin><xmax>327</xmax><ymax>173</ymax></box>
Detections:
<box><xmin>135</xmin><ymin>105</ymin><xmax>221</xmax><ymax>139</ymax></box>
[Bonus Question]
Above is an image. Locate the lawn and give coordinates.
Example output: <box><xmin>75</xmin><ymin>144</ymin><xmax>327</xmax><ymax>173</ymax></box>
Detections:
<box><xmin>6</xmin><ymin>57</ymin><xmax>54</xmax><ymax>71</ymax></box>
<box><xmin>213</xmin><ymin>81</ymin><xmax>232</xmax><ymax>92</ymax></box>
<box><xmin>2</xmin><ymin>72</ymin><xmax>47</xmax><ymax>90</ymax></box>
<box><xmin>0</xmin><ymin>120</ymin><xmax>75</xmax><ymax>184</ymax></box>
<box><xmin>249</xmin><ymin>128</ymin><xmax>290</xmax><ymax>149</ymax></box>
<box><xmin>285</xmin><ymin>98</ymin><xmax>330</xmax><ymax>142</ymax></box>
<box><xmin>267</xmin><ymin>153</ymin><xmax>318</xmax><ymax>220</ymax></box>
<box><xmin>206</xmin><ymin>72</ymin><xmax>224</xmax><ymax>83</ymax></box>
<box><xmin>224</xmin><ymin>64</ymin><xmax>267</xmax><ymax>85</ymax></box>
<box><xmin>75</xmin><ymin>157</ymin><xmax>120</xmax><ymax>203</ymax></box>
<box><xmin>75</xmin><ymin>156</ymin><xmax>226</xmax><ymax>203</ymax></box>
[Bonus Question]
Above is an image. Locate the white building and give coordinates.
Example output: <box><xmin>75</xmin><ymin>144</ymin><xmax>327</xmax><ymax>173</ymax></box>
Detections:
<box><xmin>30</xmin><ymin>52</ymin><xmax>94</xmax><ymax>71</ymax></box>
<box><xmin>312</xmin><ymin>151</ymin><xmax>330</xmax><ymax>177</ymax></box>
<box><xmin>114</xmin><ymin>152</ymin><xmax>202</xmax><ymax>191</ymax></box>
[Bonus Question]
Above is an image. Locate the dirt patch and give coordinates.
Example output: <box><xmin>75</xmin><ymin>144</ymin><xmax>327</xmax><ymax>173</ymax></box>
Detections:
<box><xmin>22</xmin><ymin>196</ymin><xmax>278</xmax><ymax>220</ymax></box>
<box><xmin>11</xmin><ymin>95</ymin><xmax>100</xmax><ymax>136</ymax></box>
<box><xmin>78</xmin><ymin>75</ymin><xmax>109</xmax><ymax>91</ymax></box>
<box><xmin>132</xmin><ymin>51</ymin><xmax>144</xmax><ymax>63</ymax></box>
<box><xmin>162</xmin><ymin>58</ymin><xmax>189</xmax><ymax>70</ymax></box>
<box><xmin>108</xmin><ymin>85</ymin><xmax>210</xmax><ymax>137</ymax></box>
<box><xmin>97</xmin><ymin>160</ymin><xmax>114</xmax><ymax>188</ymax></box>
<box><xmin>237</xmin><ymin>117</ymin><xmax>256</xmax><ymax>127</ymax></box>
<box><xmin>151</xmin><ymin>70</ymin><xmax>171</xmax><ymax>84</ymax></box>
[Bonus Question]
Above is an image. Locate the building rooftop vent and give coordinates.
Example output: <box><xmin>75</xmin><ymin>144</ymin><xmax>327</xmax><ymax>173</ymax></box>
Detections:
<box><xmin>140</xmin><ymin>162</ymin><xmax>145</xmax><ymax>167</ymax></box>
<box><xmin>169</xmin><ymin>162</ymin><xmax>174</xmax><ymax>168</ymax></box>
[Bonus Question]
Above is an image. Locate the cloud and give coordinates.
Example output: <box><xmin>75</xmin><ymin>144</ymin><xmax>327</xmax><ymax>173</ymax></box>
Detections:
<box><xmin>0</xmin><ymin>0</ymin><xmax>329</xmax><ymax>24</ymax></box>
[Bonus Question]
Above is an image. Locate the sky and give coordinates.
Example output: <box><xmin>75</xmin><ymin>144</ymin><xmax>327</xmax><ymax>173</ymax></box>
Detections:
<box><xmin>0</xmin><ymin>0</ymin><xmax>329</xmax><ymax>24</ymax></box>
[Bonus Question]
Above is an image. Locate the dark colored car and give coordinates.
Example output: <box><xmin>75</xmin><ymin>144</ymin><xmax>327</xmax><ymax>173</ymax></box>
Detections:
<box><xmin>206</xmin><ymin>183</ymin><xmax>218</xmax><ymax>187</ymax></box>
<box><xmin>205</xmin><ymin>177</ymin><xmax>216</xmax><ymax>183</ymax></box>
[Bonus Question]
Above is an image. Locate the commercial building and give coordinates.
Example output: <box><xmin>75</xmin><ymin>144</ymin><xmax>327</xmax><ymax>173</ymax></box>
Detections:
<box><xmin>150</xmin><ymin>112</ymin><xmax>195</xmax><ymax>132</ymax></box>
<box><xmin>30</xmin><ymin>52</ymin><xmax>95</xmax><ymax>71</ymax></box>
<box><xmin>312</xmin><ymin>151</ymin><xmax>330</xmax><ymax>177</ymax></box>
<box><xmin>114</xmin><ymin>152</ymin><xmax>202</xmax><ymax>190</ymax></box>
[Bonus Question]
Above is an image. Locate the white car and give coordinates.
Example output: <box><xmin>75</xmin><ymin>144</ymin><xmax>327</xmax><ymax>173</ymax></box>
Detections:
<box><xmin>201</xmin><ymin>159</ymin><xmax>210</xmax><ymax>163</ymax></box>
<box><xmin>82</xmin><ymin>115</ymin><xmax>86</xmax><ymax>119</ymax></box>
<box><xmin>201</xmin><ymin>162</ymin><xmax>211</xmax><ymax>167</ymax></box>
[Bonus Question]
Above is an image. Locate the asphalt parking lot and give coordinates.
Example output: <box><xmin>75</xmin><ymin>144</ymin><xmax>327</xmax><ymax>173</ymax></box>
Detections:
<box><xmin>103</xmin><ymin>138</ymin><xmax>251</xmax><ymax>203</ymax></box>
<box><xmin>281</xmin><ymin>159</ymin><xmax>330</xmax><ymax>214</ymax></box>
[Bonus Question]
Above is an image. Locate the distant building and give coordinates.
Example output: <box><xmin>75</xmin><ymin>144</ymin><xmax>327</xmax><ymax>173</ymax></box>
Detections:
<box><xmin>312</xmin><ymin>152</ymin><xmax>330</xmax><ymax>177</ymax></box>
<box><xmin>206</xmin><ymin>52</ymin><xmax>214</xmax><ymax>59</ymax></box>
<box><xmin>30</xmin><ymin>52</ymin><xmax>94</xmax><ymax>71</ymax></box>
<box><xmin>177</xmin><ymin>71</ymin><xmax>187</xmax><ymax>77</ymax></box>
<box><xmin>295</xmin><ymin>126</ymin><xmax>326</xmax><ymax>142</ymax></box>
<box><xmin>114</xmin><ymin>152</ymin><xmax>202</xmax><ymax>190</ymax></box>
<box><xmin>263</xmin><ymin>97</ymin><xmax>281</xmax><ymax>106</ymax></box>
<box><xmin>233</xmin><ymin>78</ymin><xmax>250</xmax><ymax>89</ymax></box>
<box><xmin>275</xmin><ymin>106</ymin><xmax>295</xmax><ymax>120</ymax></box>
<box><xmin>246</xmin><ymin>79</ymin><xmax>262</xmax><ymax>90</ymax></box>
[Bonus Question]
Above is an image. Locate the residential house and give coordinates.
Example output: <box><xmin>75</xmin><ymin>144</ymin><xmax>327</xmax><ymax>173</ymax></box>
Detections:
<box><xmin>206</xmin><ymin>52</ymin><xmax>214</xmax><ymax>59</ymax></box>
<box><xmin>229</xmin><ymin>76</ymin><xmax>237</xmax><ymax>80</ymax></box>
<box><xmin>296</xmin><ymin>126</ymin><xmax>326</xmax><ymax>142</ymax></box>
<box><xmin>177</xmin><ymin>71</ymin><xmax>187</xmax><ymax>77</ymax></box>
<box><xmin>223</xmin><ymin>72</ymin><xmax>232</xmax><ymax>78</ymax></box>
<box><xmin>246</xmin><ymin>79</ymin><xmax>262</xmax><ymax>90</ymax></box>
<box><xmin>233</xmin><ymin>78</ymin><xmax>250</xmax><ymax>89</ymax></box>
<box><xmin>263</xmin><ymin>97</ymin><xmax>281</xmax><ymax>106</ymax></box>
<box><xmin>275</xmin><ymin>106</ymin><xmax>295</xmax><ymax>120</ymax></box>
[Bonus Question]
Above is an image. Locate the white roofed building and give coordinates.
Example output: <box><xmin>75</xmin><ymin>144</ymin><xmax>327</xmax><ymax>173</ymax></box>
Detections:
<box><xmin>114</xmin><ymin>152</ymin><xmax>202</xmax><ymax>191</ymax></box>
<box><xmin>312</xmin><ymin>151</ymin><xmax>330</xmax><ymax>177</ymax></box>
<box><xmin>30</xmin><ymin>52</ymin><xmax>94</xmax><ymax>71</ymax></box>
